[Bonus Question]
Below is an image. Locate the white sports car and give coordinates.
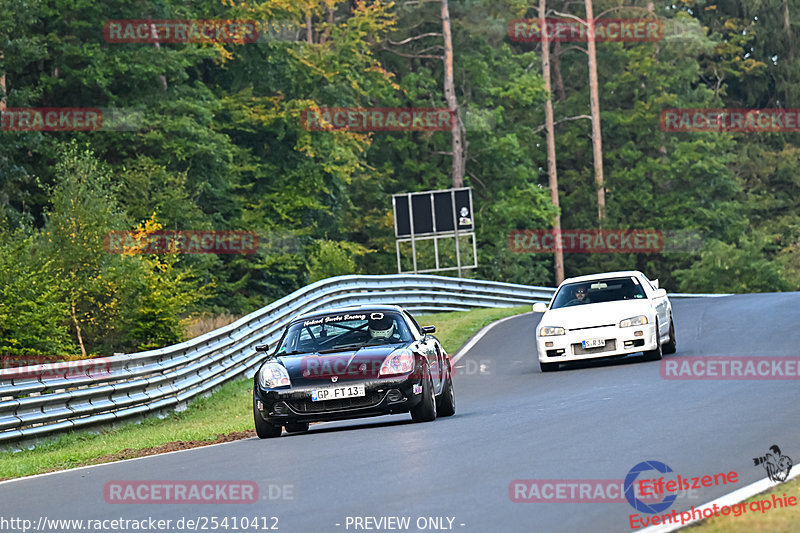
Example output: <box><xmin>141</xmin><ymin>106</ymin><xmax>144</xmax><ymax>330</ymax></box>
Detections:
<box><xmin>532</xmin><ymin>270</ymin><xmax>676</xmax><ymax>372</ymax></box>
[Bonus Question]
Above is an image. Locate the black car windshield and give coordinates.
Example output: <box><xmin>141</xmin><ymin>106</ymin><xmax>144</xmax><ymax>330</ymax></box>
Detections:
<box><xmin>550</xmin><ymin>277</ymin><xmax>647</xmax><ymax>309</ymax></box>
<box><xmin>275</xmin><ymin>311</ymin><xmax>414</xmax><ymax>354</ymax></box>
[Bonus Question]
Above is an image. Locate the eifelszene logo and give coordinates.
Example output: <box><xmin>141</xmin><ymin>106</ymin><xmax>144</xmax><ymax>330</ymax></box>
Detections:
<box><xmin>624</xmin><ymin>461</ymin><xmax>677</xmax><ymax>514</ymax></box>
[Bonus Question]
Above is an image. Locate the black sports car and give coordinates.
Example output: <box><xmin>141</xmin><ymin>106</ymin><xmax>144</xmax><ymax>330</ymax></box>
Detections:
<box><xmin>252</xmin><ymin>305</ymin><xmax>456</xmax><ymax>438</ymax></box>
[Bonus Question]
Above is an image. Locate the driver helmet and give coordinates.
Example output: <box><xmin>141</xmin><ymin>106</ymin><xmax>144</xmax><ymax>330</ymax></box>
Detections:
<box><xmin>368</xmin><ymin>313</ymin><xmax>395</xmax><ymax>339</ymax></box>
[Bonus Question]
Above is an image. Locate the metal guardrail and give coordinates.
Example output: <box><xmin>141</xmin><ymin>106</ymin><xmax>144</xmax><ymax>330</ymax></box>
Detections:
<box><xmin>0</xmin><ymin>274</ymin><xmax>726</xmax><ymax>445</ymax></box>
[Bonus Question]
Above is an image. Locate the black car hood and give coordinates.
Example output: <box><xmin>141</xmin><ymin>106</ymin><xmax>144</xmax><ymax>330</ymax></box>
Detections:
<box><xmin>278</xmin><ymin>344</ymin><xmax>407</xmax><ymax>385</ymax></box>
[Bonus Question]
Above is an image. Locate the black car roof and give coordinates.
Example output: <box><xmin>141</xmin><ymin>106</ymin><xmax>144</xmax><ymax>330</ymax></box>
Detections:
<box><xmin>290</xmin><ymin>304</ymin><xmax>406</xmax><ymax>324</ymax></box>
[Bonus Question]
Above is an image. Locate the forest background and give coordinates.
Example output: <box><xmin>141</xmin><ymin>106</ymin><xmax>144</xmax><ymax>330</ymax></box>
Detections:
<box><xmin>1</xmin><ymin>0</ymin><xmax>798</xmax><ymax>357</ymax></box>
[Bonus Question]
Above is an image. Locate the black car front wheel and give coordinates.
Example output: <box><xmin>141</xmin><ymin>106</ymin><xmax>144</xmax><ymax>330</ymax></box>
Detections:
<box><xmin>436</xmin><ymin>365</ymin><xmax>456</xmax><ymax>417</ymax></box>
<box><xmin>253</xmin><ymin>395</ymin><xmax>282</xmax><ymax>438</ymax></box>
<box><xmin>410</xmin><ymin>371</ymin><xmax>437</xmax><ymax>422</ymax></box>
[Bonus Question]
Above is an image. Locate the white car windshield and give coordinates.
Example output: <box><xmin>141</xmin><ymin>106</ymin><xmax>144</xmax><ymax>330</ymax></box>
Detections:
<box><xmin>551</xmin><ymin>277</ymin><xmax>647</xmax><ymax>309</ymax></box>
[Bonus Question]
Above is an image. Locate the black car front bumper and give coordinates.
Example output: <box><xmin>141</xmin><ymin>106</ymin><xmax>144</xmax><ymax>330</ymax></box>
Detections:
<box><xmin>254</xmin><ymin>374</ymin><xmax>425</xmax><ymax>425</ymax></box>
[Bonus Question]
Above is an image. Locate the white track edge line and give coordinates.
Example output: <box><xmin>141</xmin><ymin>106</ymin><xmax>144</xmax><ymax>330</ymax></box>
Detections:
<box><xmin>639</xmin><ymin>467</ymin><xmax>800</xmax><ymax>533</ymax></box>
<box><xmin>451</xmin><ymin>310</ymin><xmax>534</xmax><ymax>364</ymax></box>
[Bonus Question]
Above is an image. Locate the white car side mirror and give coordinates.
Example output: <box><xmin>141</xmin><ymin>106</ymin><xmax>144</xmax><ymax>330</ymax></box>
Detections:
<box><xmin>653</xmin><ymin>288</ymin><xmax>667</xmax><ymax>298</ymax></box>
<box><xmin>651</xmin><ymin>279</ymin><xmax>659</xmax><ymax>289</ymax></box>
<box><xmin>532</xmin><ymin>302</ymin><xmax>548</xmax><ymax>313</ymax></box>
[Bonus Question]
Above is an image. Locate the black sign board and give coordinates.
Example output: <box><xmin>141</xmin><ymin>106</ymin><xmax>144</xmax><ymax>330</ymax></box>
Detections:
<box><xmin>393</xmin><ymin>188</ymin><xmax>473</xmax><ymax>237</ymax></box>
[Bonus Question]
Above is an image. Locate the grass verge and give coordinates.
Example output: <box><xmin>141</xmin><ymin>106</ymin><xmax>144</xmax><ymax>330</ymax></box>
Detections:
<box><xmin>0</xmin><ymin>305</ymin><xmax>529</xmax><ymax>480</ymax></box>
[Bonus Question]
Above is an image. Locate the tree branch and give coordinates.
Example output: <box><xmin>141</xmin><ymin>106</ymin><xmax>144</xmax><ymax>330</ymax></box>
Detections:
<box><xmin>381</xmin><ymin>45</ymin><xmax>443</xmax><ymax>59</ymax></box>
<box><xmin>532</xmin><ymin>114</ymin><xmax>591</xmax><ymax>134</ymax></box>
<box><xmin>595</xmin><ymin>5</ymin><xmax>655</xmax><ymax>19</ymax></box>
<box><xmin>551</xmin><ymin>10</ymin><xmax>586</xmax><ymax>25</ymax></box>
<box><xmin>387</xmin><ymin>32</ymin><xmax>442</xmax><ymax>45</ymax></box>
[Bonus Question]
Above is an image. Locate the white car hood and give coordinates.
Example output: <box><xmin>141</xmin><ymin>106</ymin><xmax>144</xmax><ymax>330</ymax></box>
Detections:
<box><xmin>542</xmin><ymin>300</ymin><xmax>654</xmax><ymax>330</ymax></box>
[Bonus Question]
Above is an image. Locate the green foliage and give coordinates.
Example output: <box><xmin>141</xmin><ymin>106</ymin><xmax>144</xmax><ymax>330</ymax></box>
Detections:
<box><xmin>120</xmin><ymin>252</ymin><xmax>205</xmax><ymax>351</ymax></box>
<box><xmin>307</xmin><ymin>239</ymin><xmax>371</xmax><ymax>283</ymax></box>
<box><xmin>2</xmin><ymin>0</ymin><xmax>800</xmax><ymax>357</ymax></box>
<box><xmin>675</xmin><ymin>235</ymin><xmax>789</xmax><ymax>294</ymax></box>
<box><xmin>0</xmin><ymin>230</ymin><xmax>76</xmax><ymax>356</ymax></box>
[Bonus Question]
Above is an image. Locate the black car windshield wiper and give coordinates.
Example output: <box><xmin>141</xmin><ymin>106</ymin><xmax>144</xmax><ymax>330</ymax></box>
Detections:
<box><xmin>318</xmin><ymin>339</ymin><xmax>406</xmax><ymax>353</ymax></box>
<box><xmin>318</xmin><ymin>342</ymin><xmax>379</xmax><ymax>354</ymax></box>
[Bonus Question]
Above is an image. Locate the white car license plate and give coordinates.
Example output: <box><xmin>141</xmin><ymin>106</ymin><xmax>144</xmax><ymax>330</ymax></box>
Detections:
<box><xmin>582</xmin><ymin>338</ymin><xmax>606</xmax><ymax>349</ymax></box>
<box><xmin>311</xmin><ymin>385</ymin><xmax>366</xmax><ymax>402</ymax></box>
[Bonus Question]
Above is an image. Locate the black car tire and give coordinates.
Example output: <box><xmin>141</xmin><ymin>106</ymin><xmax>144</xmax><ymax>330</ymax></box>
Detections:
<box><xmin>410</xmin><ymin>370</ymin><xmax>437</xmax><ymax>422</ymax></box>
<box><xmin>540</xmin><ymin>361</ymin><xmax>558</xmax><ymax>372</ymax></box>
<box><xmin>436</xmin><ymin>365</ymin><xmax>456</xmax><ymax>417</ymax></box>
<box><xmin>285</xmin><ymin>422</ymin><xmax>309</xmax><ymax>433</ymax></box>
<box><xmin>253</xmin><ymin>396</ymin><xmax>282</xmax><ymax>439</ymax></box>
<box><xmin>643</xmin><ymin>320</ymin><xmax>663</xmax><ymax>361</ymax></box>
<box><xmin>663</xmin><ymin>319</ymin><xmax>677</xmax><ymax>355</ymax></box>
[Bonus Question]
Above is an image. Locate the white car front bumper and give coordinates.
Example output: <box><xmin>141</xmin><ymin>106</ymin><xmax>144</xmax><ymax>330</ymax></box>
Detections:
<box><xmin>536</xmin><ymin>323</ymin><xmax>658</xmax><ymax>363</ymax></box>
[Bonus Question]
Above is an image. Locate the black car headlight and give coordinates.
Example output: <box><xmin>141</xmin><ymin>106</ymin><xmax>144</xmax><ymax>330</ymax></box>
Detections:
<box><xmin>258</xmin><ymin>363</ymin><xmax>291</xmax><ymax>389</ymax></box>
<box><xmin>379</xmin><ymin>349</ymin><xmax>415</xmax><ymax>376</ymax></box>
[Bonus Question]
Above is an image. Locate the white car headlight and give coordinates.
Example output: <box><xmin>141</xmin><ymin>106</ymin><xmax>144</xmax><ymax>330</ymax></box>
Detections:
<box><xmin>258</xmin><ymin>363</ymin><xmax>291</xmax><ymax>388</ymax></box>
<box><xmin>539</xmin><ymin>326</ymin><xmax>565</xmax><ymax>337</ymax></box>
<box><xmin>379</xmin><ymin>349</ymin><xmax>415</xmax><ymax>376</ymax></box>
<box><xmin>619</xmin><ymin>315</ymin><xmax>648</xmax><ymax>328</ymax></box>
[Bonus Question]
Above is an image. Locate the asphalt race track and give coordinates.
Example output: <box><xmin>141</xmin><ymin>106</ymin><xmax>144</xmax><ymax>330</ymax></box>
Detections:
<box><xmin>2</xmin><ymin>294</ymin><xmax>800</xmax><ymax>533</ymax></box>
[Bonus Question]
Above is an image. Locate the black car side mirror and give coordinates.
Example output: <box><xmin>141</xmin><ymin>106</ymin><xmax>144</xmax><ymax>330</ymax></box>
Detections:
<box><xmin>255</xmin><ymin>344</ymin><xmax>270</xmax><ymax>352</ymax></box>
<box><xmin>421</xmin><ymin>325</ymin><xmax>436</xmax><ymax>334</ymax></box>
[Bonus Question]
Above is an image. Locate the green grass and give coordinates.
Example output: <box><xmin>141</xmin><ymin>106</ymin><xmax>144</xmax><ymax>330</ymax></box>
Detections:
<box><xmin>416</xmin><ymin>306</ymin><xmax>530</xmax><ymax>355</ymax></box>
<box><xmin>685</xmin><ymin>477</ymin><xmax>800</xmax><ymax>532</ymax></box>
<box><xmin>0</xmin><ymin>305</ymin><xmax>529</xmax><ymax>480</ymax></box>
<box><xmin>0</xmin><ymin>378</ymin><xmax>256</xmax><ymax>480</ymax></box>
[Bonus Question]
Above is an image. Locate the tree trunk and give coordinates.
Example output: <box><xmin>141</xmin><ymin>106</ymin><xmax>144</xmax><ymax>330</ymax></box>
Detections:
<box><xmin>784</xmin><ymin>1</ymin><xmax>794</xmax><ymax>105</ymax></box>
<box><xmin>585</xmin><ymin>0</ymin><xmax>606</xmax><ymax>224</ymax></box>
<box><xmin>441</xmin><ymin>0</ymin><xmax>464</xmax><ymax>188</ymax></box>
<box><xmin>71</xmin><ymin>298</ymin><xmax>87</xmax><ymax>358</ymax></box>
<box><xmin>553</xmin><ymin>39</ymin><xmax>566</xmax><ymax>102</ymax></box>
<box><xmin>149</xmin><ymin>24</ymin><xmax>168</xmax><ymax>91</ymax></box>
<box><xmin>306</xmin><ymin>14</ymin><xmax>313</xmax><ymax>43</ymax></box>
<box><xmin>320</xmin><ymin>6</ymin><xmax>334</xmax><ymax>44</ymax></box>
<box><xmin>0</xmin><ymin>50</ymin><xmax>6</xmax><ymax>112</ymax></box>
<box><xmin>540</xmin><ymin>0</ymin><xmax>564</xmax><ymax>284</ymax></box>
